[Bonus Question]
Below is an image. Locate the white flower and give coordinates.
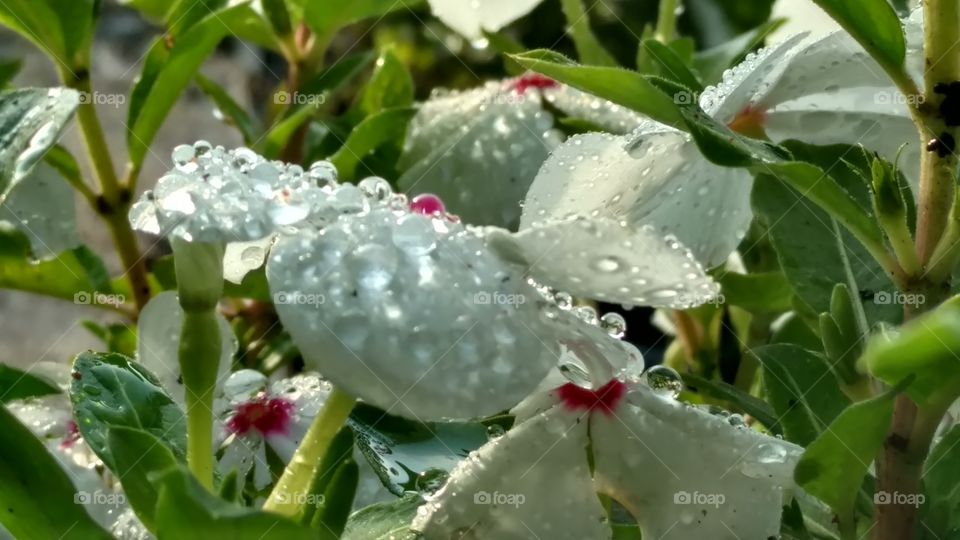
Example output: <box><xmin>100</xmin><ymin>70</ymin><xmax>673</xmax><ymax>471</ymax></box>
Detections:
<box><xmin>426</xmin><ymin>0</ymin><xmax>544</xmax><ymax>40</ymax></box>
<box><xmin>525</xmin><ymin>21</ymin><xmax>921</xmax><ymax>272</ymax></box>
<box><xmin>412</xmin><ymin>317</ymin><xmax>801</xmax><ymax>540</ymax></box>
<box><xmin>398</xmin><ymin>74</ymin><xmax>643</xmax><ymax>228</ymax></box>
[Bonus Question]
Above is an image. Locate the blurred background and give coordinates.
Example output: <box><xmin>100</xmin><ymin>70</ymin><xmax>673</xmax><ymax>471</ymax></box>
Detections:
<box><xmin>0</xmin><ymin>0</ymin><xmax>854</xmax><ymax>368</ymax></box>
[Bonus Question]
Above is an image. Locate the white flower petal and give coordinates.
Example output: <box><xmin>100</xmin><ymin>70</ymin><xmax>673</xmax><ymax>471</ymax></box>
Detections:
<box><xmin>223</xmin><ymin>235</ymin><xmax>275</xmax><ymax>284</ymax></box>
<box><xmin>129</xmin><ymin>144</ymin><xmax>336</xmax><ymax>243</ymax></box>
<box><xmin>542</xmin><ymin>85</ymin><xmax>644</xmax><ymax>134</ymax></box>
<box><xmin>412</xmin><ymin>406</ymin><xmax>608</xmax><ymax>539</ymax></box>
<box><xmin>266</xmin><ymin>208</ymin><xmax>558</xmax><ymax>420</ymax></box>
<box><xmin>427</xmin><ymin>0</ymin><xmax>543</xmax><ymax>39</ymax></box>
<box><xmin>399</xmin><ymin>83</ymin><xmax>562</xmax><ymax>227</ymax></box>
<box><xmin>136</xmin><ymin>291</ymin><xmax>238</xmax><ymax>406</ymax></box>
<box><xmin>524</xmin><ymin>130</ymin><xmax>752</xmax><ymax>268</ymax></box>
<box><xmin>489</xmin><ymin>215</ymin><xmax>720</xmax><ymax>309</ymax></box>
<box><xmin>591</xmin><ymin>384</ymin><xmax>801</xmax><ymax>540</ymax></box>
<box><xmin>266</xmin><ymin>373</ymin><xmax>332</xmax><ymax>461</ymax></box>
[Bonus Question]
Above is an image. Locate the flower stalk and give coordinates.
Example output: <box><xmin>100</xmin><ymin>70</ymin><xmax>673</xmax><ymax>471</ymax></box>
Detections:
<box><xmin>655</xmin><ymin>0</ymin><xmax>680</xmax><ymax>43</ymax></box>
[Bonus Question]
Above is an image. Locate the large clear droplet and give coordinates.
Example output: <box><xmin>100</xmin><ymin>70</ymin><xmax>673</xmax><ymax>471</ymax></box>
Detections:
<box><xmin>599</xmin><ymin>312</ymin><xmax>627</xmax><ymax>338</ymax></box>
<box><xmin>644</xmin><ymin>365</ymin><xmax>682</xmax><ymax>398</ymax></box>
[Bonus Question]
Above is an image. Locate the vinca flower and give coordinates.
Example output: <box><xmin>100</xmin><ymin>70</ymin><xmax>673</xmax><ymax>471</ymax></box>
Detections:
<box><xmin>413</xmin><ymin>311</ymin><xmax>802</xmax><ymax>540</ymax></box>
<box><xmin>524</xmin><ymin>20</ymin><xmax>921</xmax><ymax>270</ymax></box>
<box><xmin>398</xmin><ymin>73</ymin><xmax>643</xmax><ymax>228</ymax></box>
<box><xmin>426</xmin><ymin>0</ymin><xmax>544</xmax><ymax>40</ymax></box>
<box><xmin>130</xmin><ymin>145</ymin><xmax>721</xmax><ymax>423</ymax></box>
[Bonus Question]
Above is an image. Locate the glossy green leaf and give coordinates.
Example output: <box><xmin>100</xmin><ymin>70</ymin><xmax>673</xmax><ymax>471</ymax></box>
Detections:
<box><xmin>69</xmin><ymin>351</ymin><xmax>187</xmax><ymax>469</ymax></box>
<box><xmin>349</xmin><ymin>403</ymin><xmax>488</xmax><ymax>496</ymax></box>
<box><xmin>640</xmin><ymin>39</ymin><xmax>703</xmax><ymax>91</ymax></box>
<box><xmin>819</xmin><ymin>284</ymin><xmax>870</xmax><ymax>388</ymax></box>
<box><xmin>299</xmin><ymin>426</ymin><xmax>354</xmax><ymax>525</ymax></box>
<box><xmin>0</xmin><ymin>1</ymin><xmax>67</xmax><ymax>67</ymax></box>
<box><xmin>304</xmin><ymin>0</ymin><xmax>424</xmax><ymax>41</ymax></box>
<box><xmin>812</xmin><ymin>0</ymin><xmax>906</xmax><ymax>70</ymax></box>
<box><xmin>559</xmin><ymin>0</ymin><xmax>616</xmax><ymax>66</ymax></box>
<box><xmin>717</xmin><ymin>271</ymin><xmax>793</xmax><ymax>312</ymax></box>
<box><xmin>81</xmin><ymin>321</ymin><xmax>138</xmax><ymax>357</ymax></box>
<box><xmin>923</xmin><ymin>425</ymin><xmax>960</xmax><ymax>536</ymax></box>
<box><xmin>0</xmin><ymin>404</ymin><xmax>112</xmax><ymax>539</ymax></box>
<box><xmin>0</xmin><ymin>363</ymin><xmax>59</xmax><ymax>402</ymax></box>
<box><xmin>358</xmin><ymin>49</ymin><xmax>414</xmax><ymax>116</ymax></box>
<box><xmin>794</xmin><ymin>386</ymin><xmax>901</xmax><ymax>519</ymax></box>
<box><xmin>47</xmin><ymin>0</ymin><xmax>98</xmax><ymax>67</ymax></box>
<box><xmin>753</xmin><ymin>344</ymin><xmax>851</xmax><ymax>446</ymax></box>
<box><xmin>153</xmin><ymin>466</ymin><xmax>318</xmax><ymax>539</ymax></box>
<box><xmin>751</xmin><ymin>142</ymin><xmax>901</xmax><ymax>326</ymax></box>
<box><xmin>680</xmin><ymin>373</ymin><xmax>780</xmax><ymax>432</ymax></box>
<box><xmin>0</xmin><ymin>245</ymin><xmax>116</xmax><ymax>303</ymax></box>
<box><xmin>262</xmin><ymin>0</ymin><xmax>293</xmax><ymax>37</ymax></box>
<box><xmin>260</xmin><ymin>105</ymin><xmax>316</xmax><ymax>158</ymax></box>
<box><xmin>116</xmin><ymin>0</ymin><xmax>173</xmax><ymax>21</ymax></box>
<box><xmin>694</xmin><ymin>19</ymin><xmax>785</xmax><ymax>85</ymax></box>
<box><xmin>509</xmin><ymin>49</ymin><xmax>685</xmax><ymax>129</ymax></box>
<box><xmin>127</xmin><ymin>3</ymin><xmax>256</xmax><ymax>168</ymax></box>
<box><xmin>107</xmin><ymin>426</ymin><xmax>180</xmax><ymax>532</ymax></box>
<box><xmin>311</xmin><ymin>460</ymin><xmax>359</xmax><ymax>536</ymax></box>
<box><xmin>863</xmin><ymin>296</ymin><xmax>960</xmax><ymax>408</ymax></box>
<box><xmin>196</xmin><ymin>74</ymin><xmax>260</xmax><ymax>144</ymax></box>
<box><xmin>0</xmin><ymin>87</ymin><xmax>79</xmax><ymax>195</ymax></box>
<box><xmin>329</xmin><ymin>108</ymin><xmax>415</xmax><ymax>181</ymax></box>
<box><xmin>341</xmin><ymin>494</ymin><xmax>420</xmax><ymax>540</ymax></box>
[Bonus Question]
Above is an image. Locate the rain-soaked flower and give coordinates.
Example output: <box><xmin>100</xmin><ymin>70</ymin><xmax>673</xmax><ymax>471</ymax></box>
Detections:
<box><xmin>398</xmin><ymin>74</ymin><xmax>643</xmax><ymax>228</ymax></box>
<box><xmin>412</xmin><ymin>313</ymin><xmax>801</xmax><ymax>540</ymax></box>
<box><xmin>426</xmin><ymin>0</ymin><xmax>544</xmax><ymax>40</ymax></box>
<box><xmin>130</xmin><ymin>144</ymin><xmax>722</xmax><ymax>424</ymax></box>
<box><xmin>523</xmin><ymin>19</ymin><xmax>922</xmax><ymax>270</ymax></box>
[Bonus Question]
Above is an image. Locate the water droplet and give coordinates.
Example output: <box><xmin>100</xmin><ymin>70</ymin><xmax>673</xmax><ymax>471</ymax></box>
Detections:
<box><xmin>593</xmin><ymin>256</ymin><xmax>622</xmax><ymax>273</ymax></box>
<box><xmin>599</xmin><ymin>312</ymin><xmax>627</xmax><ymax>338</ymax></box>
<box><xmin>486</xmin><ymin>424</ymin><xmax>505</xmax><ymax>439</ymax></box>
<box><xmin>357</xmin><ymin>176</ymin><xmax>393</xmax><ymax>201</ymax></box>
<box><xmin>644</xmin><ymin>365</ymin><xmax>682</xmax><ymax>398</ymax></box>
<box><xmin>554</xmin><ymin>291</ymin><xmax>573</xmax><ymax>309</ymax></box>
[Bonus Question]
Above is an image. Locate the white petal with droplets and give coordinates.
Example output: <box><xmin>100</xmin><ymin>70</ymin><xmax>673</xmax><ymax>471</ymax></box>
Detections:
<box><xmin>223</xmin><ymin>234</ymin><xmax>275</xmax><ymax>284</ymax></box>
<box><xmin>591</xmin><ymin>384</ymin><xmax>801</xmax><ymax>540</ymax></box>
<box><xmin>399</xmin><ymin>83</ymin><xmax>561</xmax><ymax>227</ymax></box>
<box><xmin>489</xmin><ymin>215</ymin><xmax>720</xmax><ymax>309</ymax></box>
<box><xmin>427</xmin><ymin>0</ymin><xmax>543</xmax><ymax>39</ymax></box>
<box><xmin>412</xmin><ymin>406</ymin><xmax>608</xmax><ymax>540</ymax></box>
<box><xmin>266</xmin><ymin>208</ymin><xmax>558</xmax><ymax>420</ymax></box>
<box><xmin>136</xmin><ymin>291</ymin><xmax>238</xmax><ymax>406</ymax></box>
<box><xmin>542</xmin><ymin>85</ymin><xmax>644</xmax><ymax>134</ymax></box>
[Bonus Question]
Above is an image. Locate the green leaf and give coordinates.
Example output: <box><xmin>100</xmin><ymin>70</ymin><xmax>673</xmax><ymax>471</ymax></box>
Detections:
<box><xmin>0</xmin><ymin>59</ymin><xmax>20</xmax><ymax>88</ymax></box>
<box><xmin>262</xmin><ymin>0</ymin><xmax>293</xmax><ymax>37</ymax></box>
<box><xmin>107</xmin><ymin>426</ymin><xmax>180</xmax><ymax>532</ymax></box>
<box><xmin>717</xmin><ymin>271</ymin><xmax>793</xmax><ymax>312</ymax></box>
<box><xmin>0</xmin><ymin>1</ymin><xmax>67</xmax><ymax>67</ymax></box>
<box><xmin>0</xmin><ymin>87</ymin><xmax>79</xmax><ymax>195</ymax></box>
<box><xmin>153</xmin><ymin>466</ymin><xmax>318</xmax><ymax>539</ymax></box>
<box><xmin>259</xmin><ymin>104</ymin><xmax>316</xmax><ymax>158</ymax></box>
<box><xmin>46</xmin><ymin>0</ymin><xmax>98</xmax><ymax>67</ymax></box>
<box><xmin>195</xmin><ymin>74</ymin><xmax>260</xmax><ymax>144</ymax></box>
<box><xmin>819</xmin><ymin>284</ymin><xmax>870</xmax><ymax>389</ymax></box>
<box><xmin>69</xmin><ymin>351</ymin><xmax>187</xmax><ymax>468</ymax></box>
<box><xmin>1</xmin><ymin>163</ymin><xmax>80</xmax><ymax>258</ymax></box>
<box><xmin>863</xmin><ymin>296</ymin><xmax>960</xmax><ymax>408</ymax></box>
<box><xmin>0</xmin><ymin>404</ymin><xmax>112</xmax><ymax>539</ymax></box>
<box><xmin>559</xmin><ymin>0</ymin><xmax>616</xmax><ymax>66</ymax></box>
<box><xmin>923</xmin><ymin>425</ymin><xmax>960</xmax><ymax>535</ymax></box>
<box><xmin>680</xmin><ymin>373</ymin><xmax>781</xmax><ymax>432</ymax></box>
<box><xmin>127</xmin><ymin>3</ymin><xmax>256</xmax><ymax>168</ymax></box>
<box><xmin>640</xmin><ymin>39</ymin><xmax>703</xmax><ymax>91</ymax></box>
<box><xmin>358</xmin><ymin>49</ymin><xmax>414</xmax><ymax>116</ymax></box>
<box><xmin>299</xmin><ymin>426</ymin><xmax>354</xmax><ymax>525</ymax></box>
<box><xmin>694</xmin><ymin>19</ymin><xmax>785</xmax><ymax>85</ymax></box>
<box><xmin>751</xmin><ymin>142</ymin><xmax>901</xmax><ymax>327</ymax></box>
<box><xmin>0</xmin><ymin>245</ymin><xmax>116</xmax><ymax>303</ymax></box>
<box><xmin>509</xmin><ymin>49</ymin><xmax>685</xmax><ymax>129</ymax></box>
<box><xmin>341</xmin><ymin>494</ymin><xmax>420</xmax><ymax>540</ymax></box>
<box><xmin>753</xmin><ymin>344</ymin><xmax>851</xmax><ymax>446</ymax></box>
<box><xmin>0</xmin><ymin>363</ymin><xmax>60</xmax><ymax>402</ymax></box>
<box><xmin>304</xmin><ymin>0</ymin><xmax>424</xmax><ymax>42</ymax></box>
<box><xmin>311</xmin><ymin>460</ymin><xmax>359</xmax><ymax>536</ymax></box>
<box><xmin>116</xmin><ymin>0</ymin><xmax>173</xmax><ymax>21</ymax></box>
<box><xmin>349</xmin><ymin>403</ymin><xmax>488</xmax><ymax>496</ymax></box>
<box><xmin>812</xmin><ymin>0</ymin><xmax>906</xmax><ymax>70</ymax></box>
<box><xmin>794</xmin><ymin>385</ymin><xmax>902</xmax><ymax>519</ymax></box>
<box><xmin>329</xmin><ymin>108</ymin><xmax>416</xmax><ymax>181</ymax></box>
<box><xmin>82</xmin><ymin>321</ymin><xmax>138</xmax><ymax>357</ymax></box>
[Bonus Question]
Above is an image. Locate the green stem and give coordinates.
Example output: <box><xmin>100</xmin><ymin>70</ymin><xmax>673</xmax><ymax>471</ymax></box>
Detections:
<box><xmin>655</xmin><ymin>0</ymin><xmax>680</xmax><ymax>43</ymax></box>
<box><xmin>262</xmin><ymin>386</ymin><xmax>356</xmax><ymax>517</ymax></box>
<box><xmin>180</xmin><ymin>310</ymin><xmax>221</xmax><ymax>490</ymax></box>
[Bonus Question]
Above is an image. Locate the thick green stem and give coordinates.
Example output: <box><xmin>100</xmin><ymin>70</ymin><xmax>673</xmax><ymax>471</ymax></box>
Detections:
<box><xmin>655</xmin><ymin>0</ymin><xmax>679</xmax><ymax>43</ymax></box>
<box><xmin>262</xmin><ymin>387</ymin><xmax>356</xmax><ymax>517</ymax></box>
<box><xmin>180</xmin><ymin>310</ymin><xmax>221</xmax><ymax>490</ymax></box>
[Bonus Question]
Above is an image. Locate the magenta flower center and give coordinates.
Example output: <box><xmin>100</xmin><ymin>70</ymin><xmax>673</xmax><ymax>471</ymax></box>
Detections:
<box><xmin>60</xmin><ymin>419</ymin><xmax>81</xmax><ymax>449</ymax></box>
<box><xmin>227</xmin><ymin>395</ymin><xmax>295</xmax><ymax>437</ymax></box>
<box><xmin>511</xmin><ymin>73</ymin><xmax>559</xmax><ymax>94</ymax></box>
<box><xmin>557</xmin><ymin>378</ymin><xmax>627</xmax><ymax>416</ymax></box>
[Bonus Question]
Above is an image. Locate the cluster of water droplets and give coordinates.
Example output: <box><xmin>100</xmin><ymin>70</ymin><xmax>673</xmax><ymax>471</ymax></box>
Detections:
<box><xmin>129</xmin><ymin>142</ymin><xmax>345</xmax><ymax>242</ymax></box>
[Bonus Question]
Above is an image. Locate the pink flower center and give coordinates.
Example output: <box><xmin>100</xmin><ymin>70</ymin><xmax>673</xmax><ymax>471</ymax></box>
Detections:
<box><xmin>511</xmin><ymin>73</ymin><xmax>559</xmax><ymax>95</ymax></box>
<box><xmin>227</xmin><ymin>395</ymin><xmax>295</xmax><ymax>437</ymax></box>
<box><xmin>60</xmin><ymin>419</ymin><xmax>81</xmax><ymax>449</ymax></box>
<box><xmin>557</xmin><ymin>379</ymin><xmax>627</xmax><ymax>416</ymax></box>
<box><xmin>409</xmin><ymin>193</ymin><xmax>446</xmax><ymax>216</ymax></box>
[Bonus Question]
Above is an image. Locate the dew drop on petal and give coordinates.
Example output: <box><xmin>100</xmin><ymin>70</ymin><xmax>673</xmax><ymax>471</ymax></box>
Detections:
<box><xmin>643</xmin><ymin>365</ymin><xmax>683</xmax><ymax>398</ymax></box>
<box><xmin>599</xmin><ymin>312</ymin><xmax>627</xmax><ymax>338</ymax></box>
